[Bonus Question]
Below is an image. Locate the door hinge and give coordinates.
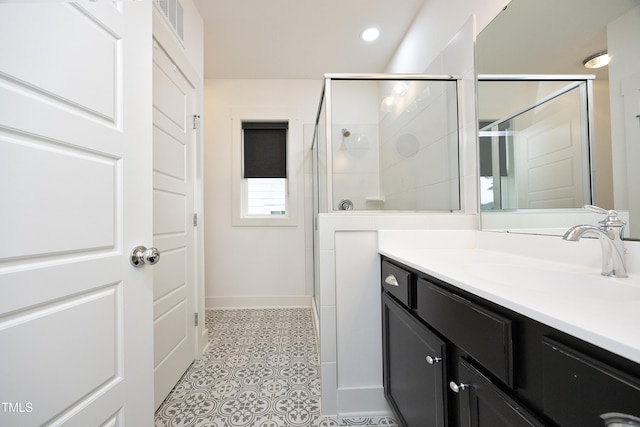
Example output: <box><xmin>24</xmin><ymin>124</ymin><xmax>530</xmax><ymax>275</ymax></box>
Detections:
<box><xmin>194</xmin><ymin>312</ymin><xmax>199</xmax><ymax>326</ymax></box>
<box><xmin>193</xmin><ymin>114</ymin><xmax>200</xmax><ymax>130</ymax></box>
<box><xmin>193</xmin><ymin>213</ymin><xmax>198</xmax><ymax>227</ymax></box>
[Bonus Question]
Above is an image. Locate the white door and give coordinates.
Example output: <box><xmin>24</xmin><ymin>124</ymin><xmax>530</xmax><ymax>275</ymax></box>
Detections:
<box><xmin>514</xmin><ymin>95</ymin><xmax>587</xmax><ymax>209</ymax></box>
<box><xmin>622</xmin><ymin>72</ymin><xmax>640</xmax><ymax>236</ymax></box>
<box><xmin>0</xmin><ymin>3</ymin><xmax>154</xmax><ymax>426</ymax></box>
<box><xmin>152</xmin><ymin>40</ymin><xmax>197</xmax><ymax>409</ymax></box>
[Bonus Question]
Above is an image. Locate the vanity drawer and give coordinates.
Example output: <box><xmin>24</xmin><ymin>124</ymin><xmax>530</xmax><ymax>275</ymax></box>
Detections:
<box><xmin>542</xmin><ymin>337</ymin><xmax>640</xmax><ymax>427</ymax></box>
<box><xmin>416</xmin><ymin>278</ymin><xmax>514</xmax><ymax>386</ymax></box>
<box><xmin>382</xmin><ymin>260</ymin><xmax>411</xmax><ymax>307</ymax></box>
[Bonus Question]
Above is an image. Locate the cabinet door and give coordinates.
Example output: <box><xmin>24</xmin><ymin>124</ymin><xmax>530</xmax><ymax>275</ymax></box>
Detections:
<box><xmin>542</xmin><ymin>338</ymin><xmax>640</xmax><ymax>427</ymax></box>
<box><xmin>453</xmin><ymin>358</ymin><xmax>546</xmax><ymax>427</ymax></box>
<box><xmin>382</xmin><ymin>293</ymin><xmax>446</xmax><ymax>427</ymax></box>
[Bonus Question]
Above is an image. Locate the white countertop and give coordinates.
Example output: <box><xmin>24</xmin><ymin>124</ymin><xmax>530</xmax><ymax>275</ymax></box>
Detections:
<box><xmin>378</xmin><ymin>230</ymin><xmax>640</xmax><ymax>365</ymax></box>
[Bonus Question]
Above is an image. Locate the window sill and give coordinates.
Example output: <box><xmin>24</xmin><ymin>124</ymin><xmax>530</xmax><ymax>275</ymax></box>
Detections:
<box><xmin>232</xmin><ymin>215</ymin><xmax>298</xmax><ymax>227</ymax></box>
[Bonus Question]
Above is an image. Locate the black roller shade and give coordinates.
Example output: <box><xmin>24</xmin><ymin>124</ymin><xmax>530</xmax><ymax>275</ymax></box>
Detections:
<box><xmin>243</xmin><ymin>121</ymin><xmax>288</xmax><ymax>178</ymax></box>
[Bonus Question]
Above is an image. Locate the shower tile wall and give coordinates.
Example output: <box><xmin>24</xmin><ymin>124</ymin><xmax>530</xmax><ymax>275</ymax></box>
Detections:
<box><xmin>329</xmin><ymin>78</ymin><xmax>461</xmax><ymax>212</ymax></box>
<box><xmin>332</xmin><ymin>124</ymin><xmax>379</xmax><ymax>210</ymax></box>
<box><xmin>379</xmin><ymin>80</ymin><xmax>460</xmax><ymax>210</ymax></box>
<box><xmin>331</xmin><ymin>81</ymin><xmax>380</xmax><ymax>211</ymax></box>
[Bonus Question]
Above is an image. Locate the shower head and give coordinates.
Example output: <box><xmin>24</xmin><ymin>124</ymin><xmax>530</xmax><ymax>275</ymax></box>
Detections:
<box><xmin>341</xmin><ymin>128</ymin><xmax>351</xmax><ymax>137</ymax></box>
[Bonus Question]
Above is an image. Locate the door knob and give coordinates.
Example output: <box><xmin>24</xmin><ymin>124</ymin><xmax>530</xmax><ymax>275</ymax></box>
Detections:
<box><xmin>130</xmin><ymin>246</ymin><xmax>160</xmax><ymax>268</ymax></box>
<box><xmin>426</xmin><ymin>355</ymin><xmax>442</xmax><ymax>365</ymax></box>
<box><xmin>449</xmin><ymin>381</ymin><xmax>469</xmax><ymax>393</ymax></box>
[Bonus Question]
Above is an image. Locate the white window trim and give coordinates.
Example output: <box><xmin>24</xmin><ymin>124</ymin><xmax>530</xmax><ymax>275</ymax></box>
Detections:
<box><xmin>231</xmin><ymin>107</ymin><xmax>299</xmax><ymax>227</ymax></box>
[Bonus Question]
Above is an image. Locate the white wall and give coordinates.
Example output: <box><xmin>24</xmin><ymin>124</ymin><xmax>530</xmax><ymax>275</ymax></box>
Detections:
<box><xmin>608</xmin><ymin>5</ymin><xmax>640</xmax><ymax>219</ymax></box>
<box><xmin>591</xmin><ymin>78</ymin><xmax>614</xmax><ymax>209</ymax></box>
<box><xmin>203</xmin><ymin>79</ymin><xmax>321</xmax><ymax>308</ymax></box>
<box><xmin>386</xmin><ymin>0</ymin><xmax>509</xmax><ymax>75</ymax></box>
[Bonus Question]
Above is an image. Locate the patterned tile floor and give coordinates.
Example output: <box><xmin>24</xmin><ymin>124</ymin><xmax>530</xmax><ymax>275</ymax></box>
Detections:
<box><xmin>155</xmin><ymin>308</ymin><xmax>398</xmax><ymax>427</ymax></box>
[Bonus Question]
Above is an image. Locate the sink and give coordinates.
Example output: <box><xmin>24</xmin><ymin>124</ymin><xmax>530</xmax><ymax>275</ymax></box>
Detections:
<box><xmin>462</xmin><ymin>263</ymin><xmax>640</xmax><ymax>302</ymax></box>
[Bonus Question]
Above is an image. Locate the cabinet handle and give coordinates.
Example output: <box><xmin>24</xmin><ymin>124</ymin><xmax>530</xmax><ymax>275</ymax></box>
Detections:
<box><xmin>385</xmin><ymin>274</ymin><xmax>399</xmax><ymax>287</ymax></box>
<box><xmin>449</xmin><ymin>381</ymin><xmax>469</xmax><ymax>393</ymax></box>
<box><xmin>601</xmin><ymin>412</ymin><xmax>640</xmax><ymax>426</ymax></box>
<box><xmin>426</xmin><ymin>355</ymin><xmax>442</xmax><ymax>365</ymax></box>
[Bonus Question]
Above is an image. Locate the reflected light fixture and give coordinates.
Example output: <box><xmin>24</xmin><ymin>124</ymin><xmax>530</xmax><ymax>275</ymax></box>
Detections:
<box><xmin>392</xmin><ymin>82</ymin><xmax>408</xmax><ymax>97</ymax></box>
<box><xmin>361</xmin><ymin>27</ymin><xmax>379</xmax><ymax>42</ymax></box>
<box><xmin>583</xmin><ymin>51</ymin><xmax>610</xmax><ymax>69</ymax></box>
<box><xmin>380</xmin><ymin>95</ymin><xmax>396</xmax><ymax>112</ymax></box>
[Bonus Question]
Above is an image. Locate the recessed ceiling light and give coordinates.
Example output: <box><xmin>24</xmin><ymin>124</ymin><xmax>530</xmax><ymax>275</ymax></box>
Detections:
<box><xmin>361</xmin><ymin>27</ymin><xmax>380</xmax><ymax>42</ymax></box>
<box><xmin>583</xmin><ymin>51</ymin><xmax>610</xmax><ymax>69</ymax></box>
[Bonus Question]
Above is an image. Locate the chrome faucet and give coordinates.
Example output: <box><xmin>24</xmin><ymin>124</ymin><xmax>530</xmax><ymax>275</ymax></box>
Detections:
<box><xmin>563</xmin><ymin>205</ymin><xmax>628</xmax><ymax>278</ymax></box>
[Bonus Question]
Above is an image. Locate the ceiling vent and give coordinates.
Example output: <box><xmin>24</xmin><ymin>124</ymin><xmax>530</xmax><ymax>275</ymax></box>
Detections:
<box><xmin>155</xmin><ymin>0</ymin><xmax>184</xmax><ymax>43</ymax></box>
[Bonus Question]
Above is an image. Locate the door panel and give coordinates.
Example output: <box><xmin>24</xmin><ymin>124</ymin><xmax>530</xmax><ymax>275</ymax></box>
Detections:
<box><xmin>383</xmin><ymin>293</ymin><xmax>446</xmax><ymax>427</ymax></box>
<box><xmin>457</xmin><ymin>358</ymin><xmax>545</xmax><ymax>427</ymax></box>
<box><xmin>542</xmin><ymin>338</ymin><xmax>640</xmax><ymax>427</ymax></box>
<box><xmin>512</xmin><ymin>86</ymin><xmax>587</xmax><ymax>209</ymax></box>
<box><xmin>0</xmin><ymin>3</ymin><xmax>120</xmax><ymax>121</ymax></box>
<box><xmin>154</xmin><ymin>127</ymin><xmax>186</xmax><ymax>180</ymax></box>
<box><xmin>153</xmin><ymin>191</ymin><xmax>187</xmax><ymax>234</ymax></box>
<box><xmin>0</xmin><ymin>2</ymin><xmax>152</xmax><ymax>426</ymax></box>
<box><xmin>152</xmin><ymin>40</ymin><xmax>196</xmax><ymax>409</ymax></box>
<box><xmin>0</xmin><ymin>133</ymin><xmax>117</xmax><ymax>259</ymax></box>
<box><xmin>1</xmin><ymin>285</ymin><xmax>120</xmax><ymax>424</ymax></box>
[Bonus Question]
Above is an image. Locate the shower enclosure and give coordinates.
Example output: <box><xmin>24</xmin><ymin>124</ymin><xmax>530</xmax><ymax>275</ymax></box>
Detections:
<box><xmin>477</xmin><ymin>75</ymin><xmax>595</xmax><ymax>210</ymax></box>
<box><xmin>311</xmin><ymin>74</ymin><xmax>462</xmax><ymax>214</ymax></box>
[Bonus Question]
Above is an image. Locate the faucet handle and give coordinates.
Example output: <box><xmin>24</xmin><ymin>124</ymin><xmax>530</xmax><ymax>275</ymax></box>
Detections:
<box><xmin>584</xmin><ymin>205</ymin><xmax>626</xmax><ymax>228</ymax></box>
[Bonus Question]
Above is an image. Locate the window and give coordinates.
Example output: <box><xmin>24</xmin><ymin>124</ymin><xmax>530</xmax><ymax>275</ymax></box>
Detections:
<box><xmin>231</xmin><ymin>108</ymin><xmax>299</xmax><ymax>227</ymax></box>
<box><xmin>242</xmin><ymin>121</ymin><xmax>288</xmax><ymax>216</ymax></box>
<box><xmin>246</xmin><ymin>178</ymin><xmax>286</xmax><ymax>215</ymax></box>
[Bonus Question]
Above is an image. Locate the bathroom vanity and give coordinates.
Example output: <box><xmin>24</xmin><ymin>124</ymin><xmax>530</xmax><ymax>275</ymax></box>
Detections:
<box><xmin>379</xmin><ymin>231</ymin><xmax>640</xmax><ymax>427</ymax></box>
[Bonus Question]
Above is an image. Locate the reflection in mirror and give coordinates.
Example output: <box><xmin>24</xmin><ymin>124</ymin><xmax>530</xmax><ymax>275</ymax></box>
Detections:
<box><xmin>476</xmin><ymin>0</ymin><xmax>640</xmax><ymax>239</ymax></box>
<box><xmin>479</xmin><ymin>76</ymin><xmax>593</xmax><ymax>211</ymax></box>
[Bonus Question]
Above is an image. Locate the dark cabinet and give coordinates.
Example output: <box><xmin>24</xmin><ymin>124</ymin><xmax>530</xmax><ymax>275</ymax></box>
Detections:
<box><xmin>381</xmin><ymin>256</ymin><xmax>640</xmax><ymax>427</ymax></box>
<box><xmin>453</xmin><ymin>358</ymin><xmax>545</xmax><ymax>427</ymax></box>
<box><xmin>382</xmin><ymin>292</ymin><xmax>446</xmax><ymax>427</ymax></box>
<box><xmin>382</xmin><ymin>259</ymin><xmax>412</xmax><ymax>307</ymax></box>
<box><xmin>542</xmin><ymin>338</ymin><xmax>640</xmax><ymax>427</ymax></box>
<box><xmin>417</xmin><ymin>278</ymin><xmax>514</xmax><ymax>387</ymax></box>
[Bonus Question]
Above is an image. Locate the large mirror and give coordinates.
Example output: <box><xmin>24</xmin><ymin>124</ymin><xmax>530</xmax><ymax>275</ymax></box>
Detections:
<box><xmin>477</xmin><ymin>0</ymin><xmax>640</xmax><ymax>239</ymax></box>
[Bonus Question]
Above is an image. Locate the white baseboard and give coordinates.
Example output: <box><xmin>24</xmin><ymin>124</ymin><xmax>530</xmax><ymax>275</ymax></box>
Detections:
<box><xmin>199</xmin><ymin>329</ymin><xmax>210</xmax><ymax>355</ymax></box>
<box><xmin>205</xmin><ymin>295</ymin><xmax>312</xmax><ymax>309</ymax></box>
<box><xmin>337</xmin><ymin>386</ymin><xmax>393</xmax><ymax>418</ymax></box>
<box><xmin>311</xmin><ymin>297</ymin><xmax>320</xmax><ymax>343</ymax></box>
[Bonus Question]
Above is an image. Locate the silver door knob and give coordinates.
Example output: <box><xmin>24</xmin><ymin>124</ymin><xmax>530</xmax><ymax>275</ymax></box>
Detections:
<box><xmin>449</xmin><ymin>381</ymin><xmax>468</xmax><ymax>393</ymax></box>
<box><xmin>426</xmin><ymin>355</ymin><xmax>442</xmax><ymax>365</ymax></box>
<box><xmin>130</xmin><ymin>246</ymin><xmax>160</xmax><ymax>268</ymax></box>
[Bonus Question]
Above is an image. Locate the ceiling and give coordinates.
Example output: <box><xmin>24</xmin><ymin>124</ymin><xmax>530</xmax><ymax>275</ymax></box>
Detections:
<box><xmin>192</xmin><ymin>0</ymin><xmax>640</xmax><ymax>80</ymax></box>
<box><xmin>191</xmin><ymin>0</ymin><xmax>426</xmax><ymax>79</ymax></box>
